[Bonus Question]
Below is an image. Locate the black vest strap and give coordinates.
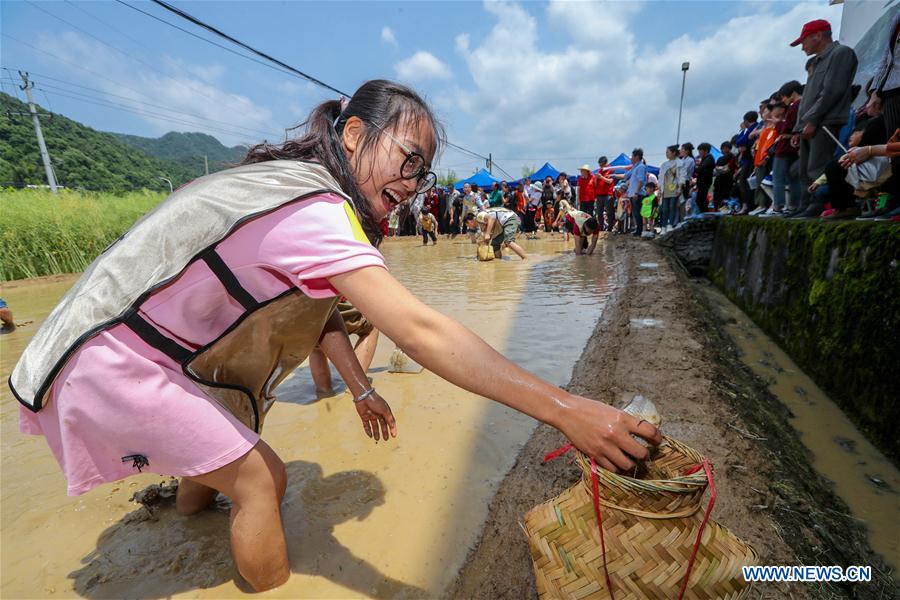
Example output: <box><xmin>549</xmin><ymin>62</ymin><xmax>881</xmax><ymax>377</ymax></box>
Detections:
<box><xmin>123</xmin><ymin>311</ymin><xmax>192</xmax><ymax>363</ymax></box>
<box><xmin>201</xmin><ymin>250</ymin><xmax>258</xmax><ymax>311</ymax></box>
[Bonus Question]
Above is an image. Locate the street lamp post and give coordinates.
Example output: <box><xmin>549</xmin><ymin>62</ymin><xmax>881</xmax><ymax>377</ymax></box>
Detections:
<box><xmin>676</xmin><ymin>61</ymin><xmax>690</xmax><ymax>146</ymax></box>
<box><xmin>158</xmin><ymin>176</ymin><xmax>173</xmax><ymax>194</ymax></box>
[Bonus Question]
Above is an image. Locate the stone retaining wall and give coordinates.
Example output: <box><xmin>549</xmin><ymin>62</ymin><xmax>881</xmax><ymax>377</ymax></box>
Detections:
<box><xmin>707</xmin><ymin>219</ymin><xmax>900</xmax><ymax>463</ymax></box>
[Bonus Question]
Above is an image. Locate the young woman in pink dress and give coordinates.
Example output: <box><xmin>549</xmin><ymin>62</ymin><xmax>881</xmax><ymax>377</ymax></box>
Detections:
<box><xmin>14</xmin><ymin>80</ymin><xmax>661</xmax><ymax>591</ymax></box>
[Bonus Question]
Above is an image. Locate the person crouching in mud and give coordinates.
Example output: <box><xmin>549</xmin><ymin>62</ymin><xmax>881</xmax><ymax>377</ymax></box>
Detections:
<box><xmin>11</xmin><ymin>79</ymin><xmax>661</xmax><ymax>592</ymax></box>
<box><xmin>0</xmin><ymin>298</ymin><xmax>15</xmax><ymax>333</ymax></box>
<box><xmin>464</xmin><ymin>208</ymin><xmax>528</xmax><ymax>260</ymax></box>
<box><xmin>309</xmin><ymin>299</ymin><xmax>380</xmax><ymax>397</ymax></box>
<box><xmin>564</xmin><ymin>208</ymin><xmax>601</xmax><ymax>255</ymax></box>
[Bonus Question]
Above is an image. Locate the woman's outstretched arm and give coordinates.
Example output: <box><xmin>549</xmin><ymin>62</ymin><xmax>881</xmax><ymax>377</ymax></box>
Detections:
<box><xmin>330</xmin><ymin>266</ymin><xmax>661</xmax><ymax>473</ymax></box>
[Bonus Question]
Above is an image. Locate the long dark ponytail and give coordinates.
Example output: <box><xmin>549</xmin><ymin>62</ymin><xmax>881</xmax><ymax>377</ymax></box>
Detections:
<box><xmin>242</xmin><ymin>80</ymin><xmax>444</xmax><ymax>246</ymax></box>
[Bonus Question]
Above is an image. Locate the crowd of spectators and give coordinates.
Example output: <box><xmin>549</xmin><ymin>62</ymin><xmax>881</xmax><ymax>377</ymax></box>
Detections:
<box><xmin>391</xmin><ymin>15</ymin><xmax>898</xmax><ymax>240</ymax></box>
<box><xmin>672</xmin><ymin>16</ymin><xmax>898</xmax><ymax>222</ymax></box>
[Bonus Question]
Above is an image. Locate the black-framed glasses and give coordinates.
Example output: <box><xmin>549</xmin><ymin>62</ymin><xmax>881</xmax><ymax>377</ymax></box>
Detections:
<box><xmin>378</xmin><ymin>128</ymin><xmax>437</xmax><ymax>194</ymax></box>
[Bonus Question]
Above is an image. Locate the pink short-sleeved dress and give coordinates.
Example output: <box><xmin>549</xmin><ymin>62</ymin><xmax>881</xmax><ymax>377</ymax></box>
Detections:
<box><xmin>19</xmin><ymin>193</ymin><xmax>386</xmax><ymax>496</ymax></box>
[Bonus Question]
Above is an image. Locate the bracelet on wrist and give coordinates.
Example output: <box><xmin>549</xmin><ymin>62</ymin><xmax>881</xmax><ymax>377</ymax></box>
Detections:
<box><xmin>354</xmin><ymin>387</ymin><xmax>376</xmax><ymax>403</ymax></box>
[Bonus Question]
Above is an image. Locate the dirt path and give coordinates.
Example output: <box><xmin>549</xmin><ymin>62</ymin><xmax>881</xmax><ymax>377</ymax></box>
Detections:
<box><xmin>448</xmin><ymin>236</ymin><xmax>896</xmax><ymax>600</ymax></box>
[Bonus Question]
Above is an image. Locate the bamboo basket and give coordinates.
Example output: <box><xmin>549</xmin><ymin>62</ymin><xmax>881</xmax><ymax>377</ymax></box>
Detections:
<box><xmin>524</xmin><ymin>438</ymin><xmax>758</xmax><ymax>600</ymax></box>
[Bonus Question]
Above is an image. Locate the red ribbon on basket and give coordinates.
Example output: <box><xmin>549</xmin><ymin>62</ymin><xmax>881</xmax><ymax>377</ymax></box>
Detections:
<box><xmin>542</xmin><ymin>443</ymin><xmax>573</xmax><ymax>462</ymax></box>
<box><xmin>589</xmin><ymin>456</ymin><xmax>616</xmax><ymax>599</ymax></box>
<box><xmin>544</xmin><ymin>444</ymin><xmax>615</xmax><ymax>599</ymax></box>
<box><xmin>678</xmin><ymin>458</ymin><xmax>716</xmax><ymax>600</ymax></box>
<box><xmin>543</xmin><ymin>445</ymin><xmax>717</xmax><ymax>600</ymax></box>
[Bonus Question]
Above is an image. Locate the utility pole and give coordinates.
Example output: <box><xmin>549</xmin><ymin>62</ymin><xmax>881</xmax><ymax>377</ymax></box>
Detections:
<box><xmin>19</xmin><ymin>72</ymin><xmax>58</xmax><ymax>193</ymax></box>
<box><xmin>676</xmin><ymin>62</ymin><xmax>690</xmax><ymax>147</ymax></box>
<box><xmin>487</xmin><ymin>153</ymin><xmax>492</xmax><ymax>174</ymax></box>
<box><xmin>204</xmin><ymin>154</ymin><xmax>209</xmax><ymax>175</ymax></box>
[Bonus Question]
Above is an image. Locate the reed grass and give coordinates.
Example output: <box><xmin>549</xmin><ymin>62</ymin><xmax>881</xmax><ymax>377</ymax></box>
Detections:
<box><xmin>0</xmin><ymin>188</ymin><xmax>164</xmax><ymax>281</ymax></box>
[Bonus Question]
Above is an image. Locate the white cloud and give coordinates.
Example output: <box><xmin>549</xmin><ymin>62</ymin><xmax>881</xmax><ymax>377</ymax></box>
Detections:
<box><xmin>443</xmin><ymin>0</ymin><xmax>843</xmax><ymax>168</ymax></box>
<box><xmin>33</xmin><ymin>31</ymin><xmax>277</xmax><ymax>145</ymax></box>
<box><xmin>381</xmin><ymin>26</ymin><xmax>398</xmax><ymax>48</ymax></box>
<box><xmin>395</xmin><ymin>51</ymin><xmax>453</xmax><ymax>81</ymax></box>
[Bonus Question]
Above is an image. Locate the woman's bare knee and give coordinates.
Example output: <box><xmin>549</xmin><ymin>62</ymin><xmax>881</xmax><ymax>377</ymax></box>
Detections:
<box><xmin>175</xmin><ymin>478</ymin><xmax>218</xmax><ymax>516</ymax></box>
<box><xmin>189</xmin><ymin>442</ymin><xmax>290</xmax><ymax>592</ymax></box>
<box><xmin>229</xmin><ymin>441</ymin><xmax>286</xmax><ymax>506</ymax></box>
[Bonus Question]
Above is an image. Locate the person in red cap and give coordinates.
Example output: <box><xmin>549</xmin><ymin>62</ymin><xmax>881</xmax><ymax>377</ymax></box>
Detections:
<box><xmin>788</xmin><ymin>19</ymin><xmax>858</xmax><ymax>218</ymax></box>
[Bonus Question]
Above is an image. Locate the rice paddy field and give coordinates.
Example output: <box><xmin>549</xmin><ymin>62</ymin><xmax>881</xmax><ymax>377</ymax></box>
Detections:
<box><xmin>0</xmin><ymin>188</ymin><xmax>164</xmax><ymax>281</ymax></box>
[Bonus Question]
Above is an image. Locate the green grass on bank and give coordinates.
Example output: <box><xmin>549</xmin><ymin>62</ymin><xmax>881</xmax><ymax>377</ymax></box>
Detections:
<box><xmin>1</xmin><ymin>188</ymin><xmax>165</xmax><ymax>281</ymax></box>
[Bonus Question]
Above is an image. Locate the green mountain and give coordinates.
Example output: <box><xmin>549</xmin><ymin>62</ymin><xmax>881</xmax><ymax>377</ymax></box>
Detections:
<box><xmin>113</xmin><ymin>131</ymin><xmax>247</xmax><ymax>174</ymax></box>
<box><xmin>1</xmin><ymin>92</ymin><xmax>206</xmax><ymax>192</ymax></box>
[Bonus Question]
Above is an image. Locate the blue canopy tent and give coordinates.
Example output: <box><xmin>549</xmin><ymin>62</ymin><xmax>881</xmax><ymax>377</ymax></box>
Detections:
<box><xmin>573</xmin><ymin>154</ymin><xmax>659</xmax><ymax>192</ymax></box>
<box><xmin>608</xmin><ymin>153</ymin><xmax>631</xmax><ymax>167</ymax></box>
<box><xmin>508</xmin><ymin>162</ymin><xmax>562</xmax><ymax>188</ymax></box>
<box><xmin>525</xmin><ymin>162</ymin><xmax>561</xmax><ymax>183</ymax></box>
<box><xmin>605</xmin><ymin>152</ymin><xmax>658</xmax><ymax>175</ymax></box>
<box><xmin>453</xmin><ymin>168</ymin><xmax>501</xmax><ymax>191</ymax></box>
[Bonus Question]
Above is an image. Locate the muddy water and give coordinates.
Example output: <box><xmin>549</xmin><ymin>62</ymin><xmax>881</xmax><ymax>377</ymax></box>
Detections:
<box><xmin>0</xmin><ymin>235</ymin><xmax>617</xmax><ymax>598</ymax></box>
<box><xmin>697</xmin><ymin>283</ymin><xmax>900</xmax><ymax>572</ymax></box>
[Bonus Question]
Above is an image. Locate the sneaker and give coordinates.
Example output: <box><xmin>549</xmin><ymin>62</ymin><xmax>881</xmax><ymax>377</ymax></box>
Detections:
<box><xmin>791</xmin><ymin>204</ymin><xmax>824</xmax><ymax>218</ymax></box>
<box><xmin>749</xmin><ymin>206</ymin><xmax>766</xmax><ymax>216</ymax></box>
<box><xmin>874</xmin><ymin>205</ymin><xmax>900</xmax><ymax>221</ymax></box>
<box><xmin>822</xmin><ymin>207</ymin><xmax>860</xmax><ymax>220</ymax></box>
<box><xmin>759</xmin><ymin>208</ymin><xmax>784</xmax><ymax>218</ymax></box>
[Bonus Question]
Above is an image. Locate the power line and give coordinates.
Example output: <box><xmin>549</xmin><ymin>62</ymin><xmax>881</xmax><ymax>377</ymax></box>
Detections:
<box><xmin>0</xmin><ymin>79</ymin><xmax>26</xmax><ymax>103</ymax></box>
<box><xmin>22</xmin><ymin>0</ymin><xmax>252</xmax><ymax>113</ymax></box>
<box><xmin>32</xmin><ymin>84</ymin><xmax>274</xmax><ymax>140</ymax></box>
<box><xmin>113</xmin><ymin>0</ymin><xmax>299</xmax><ymax>81</ymax></box>
<box><xmin>63</xmin><ymin>0</ymin><xmax>189</xmax><ymax>68</ymax></box>
<box><xmin>492</xmin><ymin>164</ymin><xmax>515</xmax><ymax>179</ymax></box>
<box><xmin>138</xmin><ymin>0</ymin><xmax>504</xmax><ymax>174</ymax></box>
<box><xmin>0</xmin><ymin>80</ymin><xmax>21</xmax><ymax>98</ymax></box>
<box><xmin>148</xmin><ymin>0</ymin><xmax>347</xmax><ymax>96</ymax></box>
<box><xmin>2</xmin><ymin>33</ymin><xmax>175</xmax><ymax>103</ymax></box>
<box><xmin>38</xmin><ymin>87</ymin><xmax>54</xmax><ymax>113</ymax></box>
<box><xmin>13</xmin><ymin>0</ymin><xmax>501</xmax><ymax>177</ymax></box>
<box><xmin>444</xmin><ymin>141</ymin><xmax>487</xmax><ymax>161</ymax></box>
<box><xmin>30</xmin><ymin>86</ymin><xmax>265</xmax><ymax>141</ymax></box>
<box><xmin>2</xmin><ymin>69</ymin><xmax>277</xmax><ymax>137</ymax></box>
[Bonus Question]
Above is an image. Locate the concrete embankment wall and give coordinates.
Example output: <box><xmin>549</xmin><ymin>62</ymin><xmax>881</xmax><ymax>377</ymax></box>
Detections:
<box><xmin>707</xmin><ymin>219</ymin><xmax>900</xmax><ymax>463</ymax></box>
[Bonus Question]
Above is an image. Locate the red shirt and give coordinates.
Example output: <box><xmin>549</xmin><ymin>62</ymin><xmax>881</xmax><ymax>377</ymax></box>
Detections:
<box><xmin>774</xmin><ymin>100</ymin><xmax>800</xmax><ymax>157</ymax></box>
<box><xmin>594</xmin><ymin>167</ymin><xmax>615</xmax><ymax>196</ymax></box>
<box><xmin>577</xmin><ymin>175</ymin><xmax>596</xmax><ymax>202</ymax></box>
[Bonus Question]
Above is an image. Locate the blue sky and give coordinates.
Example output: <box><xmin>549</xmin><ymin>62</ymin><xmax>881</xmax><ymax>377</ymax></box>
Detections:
<box><xmin>2</xmin><ymin>1</ymin><xmax>844</xmax><ymax>178</ymax></box>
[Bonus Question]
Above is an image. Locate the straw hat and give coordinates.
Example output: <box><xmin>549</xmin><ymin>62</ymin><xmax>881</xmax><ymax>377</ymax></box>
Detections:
<box><xmin>579</xmin><ymin>164</ymin><xmax>592</xmax><ymax>172</ymax></box>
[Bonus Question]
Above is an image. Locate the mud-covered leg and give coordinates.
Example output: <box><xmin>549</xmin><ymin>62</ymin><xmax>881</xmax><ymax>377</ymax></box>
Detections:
<box><xmin>308</xmin><ymin>347</ymin><xmax>334</xmax><ymax>396</ymax></box>
<box><xmin>182</xmin><ymin>440</ymin><xmax>289</xmax><ymax>591</ymax></box>
<box><xmin>175</xmin><ymin>478</ymin><xmax>219</xmax><ymax>516</ymax></box>
<box><xmin>353</xmin><ymin>328</ymin><xmax>380</xmax><ymax>373</ymax></box>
